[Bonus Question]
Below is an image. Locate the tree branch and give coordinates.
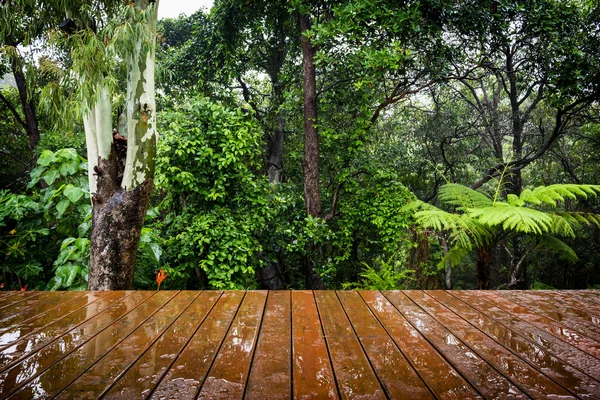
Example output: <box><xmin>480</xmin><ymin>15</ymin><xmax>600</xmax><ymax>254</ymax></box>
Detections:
<box><xmin>0</xmin><ymin>91</ymin><xmax>27</xmax><ymax>130</ymax></box>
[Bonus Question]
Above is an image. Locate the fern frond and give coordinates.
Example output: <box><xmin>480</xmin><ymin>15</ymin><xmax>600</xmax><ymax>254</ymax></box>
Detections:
<box><xmin>402</xmin><ymin>200</ymin><xmax>436</xmax><ymax>213</ymax></box>
<box><xmin>538</xmin><ymin>234</ymin><xmax>578</xmax><ymax>262</ymax></box>
<box><xmin>438</xmin><ymin>183</ymin><xmax>493</xmax><ymax>210</ymax></box>
<box><xmin>548</xmin><ymin>214</ymin><xmax>576</xmax><ymax>238</ymax></box>
<box><xmin>468</xmin><ymin>204</ymin><xmax>553</xmax><ymax>234</ymax></box>
<box><xmin>438</xmin><ymin>247</ymin><xmax>471</xmax><ymax>270</ymax></box>
<box><xmin>521</xmin><ymin>184</ymin><xmax>600</xmax><ymax>207</ymax></box>
<box><xmin>415</xmin><ymin>206</ymin><xmax>493</xmax><ymax>250</ymax></box>
<box><xmin>507</xmin><ymin>194</ymin><xmax>525</xmax><ymax>207</ymax></box>
<box><xmin>414</xmin><ymin>208</ymin><xmax>463</xmax><ymax>232</ymax></box>
<box><xmin>551</xmin><ymin>211</ymin><xmax>600</xmax><ymax>231</ymax></box>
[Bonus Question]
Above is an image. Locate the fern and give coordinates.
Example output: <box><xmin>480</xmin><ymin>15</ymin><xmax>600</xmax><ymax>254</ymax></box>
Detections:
<box><xmin>438</xmin><ymin>246</ymin><xmax>471</xmax><ymax>269</ymax></box>
<box><xmin>408</xmin><ymin>183</ymin><xmax>600</xmax><ymax>275</ymax></box>
<box><xmin>343</xmin><ymin>257</ymin><xmax>414</xmax><ymax>290</ymax></box>
<box><xmin>437</xmin><ymin>183</ymin><xmax>493</xmax><ymax>210</ymax></box>
<box><xmin>538</xmin><ymin>234</ymin><xmax>578</xmax><ymax>262</ymax></box>
<box><xmin>411</xmin><ymin>204</ymin><xmax>493</xmax><ymax>250</ymax></box>
<box><xmin>468</xmin><ymin>204</ymin><xmax>553</xmax><ymax>235</ymax></box>
<box><xmin>520</xmin><ymin>184</ymin><xmax>600</xmax><ymax>207</ymax></box>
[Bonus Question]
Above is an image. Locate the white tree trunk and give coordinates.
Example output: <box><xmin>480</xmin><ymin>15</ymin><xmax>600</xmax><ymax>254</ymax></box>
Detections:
<box><xmin>83</xmin><ymin>81</ymin><xmax>112</xmax><ymax>195</ymax></box>
<box><xmin>122</xmin><ymin>0</ymin><xmax>158</xmax><ymax>190</ymax></box>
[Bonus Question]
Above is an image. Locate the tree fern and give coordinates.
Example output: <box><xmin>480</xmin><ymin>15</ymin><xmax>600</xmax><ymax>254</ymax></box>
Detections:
<box><xmin>408</xmin><ymin>183</ymin><xmax>600</xmax><ymax>283</ymax></box>
<box><xmin>437</xmin><ymin>183</ymin><xmax>493</xmax><ymax>210</ymax></box>
<box><xmin>518</xmin><ymin>184</ymin><xmax>600</xmax><ymax>207</ymax></box>
<box><xmin>467</xmin><ymin>204</ymin><xmax>553</xmax><ymax>235</ymax></box>
<box><xmin>537</xmin><ymin>234</ymin><xmax>578</xmax><ymax>262</ymax></box>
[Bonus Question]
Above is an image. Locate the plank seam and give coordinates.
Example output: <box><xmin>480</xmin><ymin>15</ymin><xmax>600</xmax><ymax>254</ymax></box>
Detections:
<box><xmin>414</xmin><ymin>290</ymin><xmax>578</xmax><ymax>399</ymax></box>
<box><xmin>312</xmin><ymin>290</ymin><xmax>343</xmax><ymax>400</ymax></box>
<box><xmin>1</xmin><ymin>291</ymin><xmax>160</xmax><ymax>397</ymax></box>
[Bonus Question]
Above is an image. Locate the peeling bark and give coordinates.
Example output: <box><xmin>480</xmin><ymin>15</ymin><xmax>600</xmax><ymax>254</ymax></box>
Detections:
<box><xmin>86</xmin><ymin>0</ymin><xmax>159</xmax><ymax>290</ymax></box>
<box><xmin>89</xmin><ymin>149</ymin><xmax>152</xmax><ymax>290</ymax></box>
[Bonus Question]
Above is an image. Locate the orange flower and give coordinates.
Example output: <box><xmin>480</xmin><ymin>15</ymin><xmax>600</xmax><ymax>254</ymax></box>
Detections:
<box><xmin>155</xmin><ymin>269</ymin><xmax>167</xmax><ymax>290</ymax></box>
<box><xmin>20</xmin><ymin>284</ymin><xmax>28</xmax><ymax>292</ymax></box>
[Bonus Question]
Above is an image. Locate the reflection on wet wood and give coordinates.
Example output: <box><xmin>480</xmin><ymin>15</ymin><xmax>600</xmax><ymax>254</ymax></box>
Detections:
<box><xmin>0</xmin><ymin>290</ymin><xmax>599</xmax><ymax>399</ymax></box>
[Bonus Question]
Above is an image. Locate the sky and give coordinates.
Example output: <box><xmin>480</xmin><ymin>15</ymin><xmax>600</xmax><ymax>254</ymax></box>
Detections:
<box><xmin>158</xmin><ymin>0</ymin><xmax>214</xmax><ymax>19</ymax></box>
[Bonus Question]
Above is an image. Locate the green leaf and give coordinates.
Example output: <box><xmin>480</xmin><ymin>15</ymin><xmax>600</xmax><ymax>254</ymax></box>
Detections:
<box><xmin>78</xmin><ymin>220</ymin><xmax>92</xmax><ymax>237</ymax></box>
<box><xmin>43</xmin><ymin>168</ymin><xmax>61</xmax><ymax>186</ymax></box>
<box><xmin>56</xmin><ymin>264</ymin><xmax>81</xmax><ymax>287</ymax></box>
<box><xmin>38</xmin><ymin>150</ymin><xmax>56</xmax><ymax>166</ymax></box>
<box><xmin>28</xmin><ymin>165</ymin><xmax>46</xmax><ymax>188</ymax></box>
<box><xmin>60</xmin><ymin>237</ymin><xmax>77</xmax><ymax>250</ymax></box>
<box><xmin>64</xmin><ymin>185</ymin><xmax>84</xmax><ymax>203</ymax></box>
<box><xmin>56</xmin><ymin>199</ymin><xmax>70</xmax><ymax>218</ymax></box>
<box><xmin>59</xmin><ymin>160</ymin><xmax>79</xmax><ymax>177</ymax></box>
<box><xmin>438</xmin><ymin>184</ymin><xmax>493</xmax><ymax>210</ymax></box>
<box><xmin>46</xmin><ymin>276</ymin><xmax>63</xmax><ymax>291</ymax></box>
<box><xmin>74</xmin><ymin>238</ymin><xmax>90</xmax><ymax>253</ymax></box>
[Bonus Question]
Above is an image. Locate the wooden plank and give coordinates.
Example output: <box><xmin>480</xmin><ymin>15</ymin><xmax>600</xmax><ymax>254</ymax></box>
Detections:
<box><xmin>482</xmin><ymin>291</ymin><xmax>600</xmax><ymax>359</ymax></box>
<box><xmin>427</xmin><ymin>290</ymin><xmax>600</xmax><ymax>397</ymax></box>
<box><xmin>54</xmin><ymin>291</ymin><xmax>201</xmax><ymax>399</ymax></box>
<box><xmin>452</xmin><ymin>290</ymin><xmax>600</xmax><ymax>382</ymax></box>
<box><xmin>496</xmin><ymin>291</ymin><xmax>600</xmax><ymax>340</ymax></box>
<box><xmin>291</xmin><ymin>290</ymin><xmax>338</xmax><ymax>399</ymax></box>
<box><xmin>337</xmin><ymin>291</ymin><xmax>434</xmax><ymax>399</ymax></box>
<box><xmin>0</xmin><ymin>291</ymin><xmax>87</xmax><ymax>331</ymax></box>
<box><xmin>198</xmin><ymin>290</ymin><xmax>268</xmax><ymax>399</ymax></box>
<box><xmin>149</xmin><ymin>291</ymin><xmax>245</xmax><ymax>400</ymax></box>
<box><xmin>101</xmin><ymin>291</ymin><xmax>222</xmax><ymax>399</ymax></box>
<box><xmin>0</xmin><ymin>292</ymin><xmax>131</xmax><ymax>362</ymax></box>
<box><xmin>0</xmin><ymin>291</ymin><xmax>106</xmax><ymax>348</ymax></box>
<box><xmin>0</xmin><ymin>291</ymin><xmax>154</xmax><ymax>397</ymax></box>
<box><xmin>314</xmin><ymin>291</ymin><xmax>385</xmax><ymax>399</ymax></box>
<box><xmin>8</xmin><ymin>291</ymin><xmax>178</xmax><ymax>399</ymax></box>
<box><xmin>0</xmin><ymin>292</ymin><xmax>42</xmax><ymax>320</ymax></box>
<box><xmin>360</xmin><ymin>290</ymin><xmax>481</xmax><ymax>399</ymax></box>
<box><xmin>559</xmin><ymin>290</ymin><xmax>600</xmax><ymax>307</ymax></box>
<box><xmin>0</xmin><ymin>292</ymin><xmax>41</xmax><ymax>315</ymax></box>
<box><xmin>245</xmin><ymin>290</ymin><xmax>292</xmax><ymax>400</ymax></box>
<box><xmin>400</xmin><ymin>290</ymin><xmax>575</xmax><ymax>399</ymax></box>
<box><xmin>377</xmin><ymin>290</ymin><xmax>526</xmax><ymax>400</ymax></box>
<box><xmin>535</xmin><ymin>291</ymin><xmax>600</xmax><ymax>318</ymax></box>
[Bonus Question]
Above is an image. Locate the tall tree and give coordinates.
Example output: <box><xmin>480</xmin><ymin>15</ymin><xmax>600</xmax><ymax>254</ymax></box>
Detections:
<box><xmin>0</xmin><ymin>1</ymin><xmax>65</xmax><ymax>151</ymax></box>
<box><xmin>64</xmin><ymin>0</ymin><xmax>160</xmax><ymax>289</ymax></box>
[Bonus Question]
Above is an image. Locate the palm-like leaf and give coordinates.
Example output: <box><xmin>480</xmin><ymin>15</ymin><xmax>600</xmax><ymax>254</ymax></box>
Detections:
<box><xmin>438</xmin><ymin>183</ymin><xmax>493</xmax><ymax>210</ymax></box>
<box><xmin>538</xmin><ymin>234</ymin><xmax>578</xmax><ymax>262</ymax></box>
<box><xmin>467</xmin><ymin>204</ymin><xmax>553</xmax><ymax>234</ymax></box>
<box><xmin>412</xmin><ymin>203</ymin><xmax>493</xmax><ymax>250</ymax></box>
<box><xmin>520</xmin><ymin>184</ymin><xmax>600</xmax><ymax>206</ymax></box>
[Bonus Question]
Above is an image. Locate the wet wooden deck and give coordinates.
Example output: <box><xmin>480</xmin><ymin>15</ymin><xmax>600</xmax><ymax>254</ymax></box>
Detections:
<box><xmin>0</xmin><ymin>290</ymin><xmax>599</xmax><ymax>399</ymax></box>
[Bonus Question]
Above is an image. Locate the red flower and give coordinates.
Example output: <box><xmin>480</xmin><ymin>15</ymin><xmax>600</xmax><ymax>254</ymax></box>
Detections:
<box><xmin>155</xmin><ymin>270</ymin><xmax>167</xmax><ymax>290</ymax></box>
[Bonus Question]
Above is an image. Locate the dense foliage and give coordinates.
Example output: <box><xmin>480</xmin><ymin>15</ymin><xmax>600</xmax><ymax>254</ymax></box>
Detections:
<box><xmin>1</xmin><ymin>0</ymin><xmax>599</xmax><ymax>291</ymax></box>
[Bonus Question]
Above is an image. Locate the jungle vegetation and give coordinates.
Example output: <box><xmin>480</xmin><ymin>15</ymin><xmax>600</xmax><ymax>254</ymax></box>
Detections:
<box><xmin>1</xmin><ymin>0</ymin><xmax>599</xmax><ymax>291</ymax></box>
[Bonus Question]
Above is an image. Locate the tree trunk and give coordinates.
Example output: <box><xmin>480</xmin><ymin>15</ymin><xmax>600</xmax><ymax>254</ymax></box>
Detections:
<box><xmin>300</xmin><ymin>12</ymin><xmax>325</xmax><ymax>289</ymax></box>
<box><xmin>87</xmin><ymin>0</ymin><xmax>159</xmax><ymax>290</ymax></box>
<box><xmin>300</xmin><ymin>13</ymin><xmax>322</xmax><ymax>218</ymax></box>
<box><xmin>440</xmin><ymin>235</ymin><xmax>452</xmax><ymax>290</ymax></box>
<box><xmin>88</xmin><ymin>150</ymin><xmax>153</xmax><ymax>290</ymax></box>
<box><xmin>267</xmin><ymin>116</ymin><xmax>285</xmax><ymax>184</ymax></box>
<box><xmin>476</xmin><ymin>247</ymin><xmax>491</xmax><ymax>289</ymax></box>
<box><xmin>11</xmin><ymin>57</ymin><xmax>39</xmax><ymax>151</ymax></box>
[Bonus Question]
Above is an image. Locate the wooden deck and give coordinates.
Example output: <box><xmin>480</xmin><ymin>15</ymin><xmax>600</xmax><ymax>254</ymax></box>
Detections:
<box><xmin>0</xmin><ymin>290</ymin><xmax>599</xmax><ymax>399</ymax></box>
